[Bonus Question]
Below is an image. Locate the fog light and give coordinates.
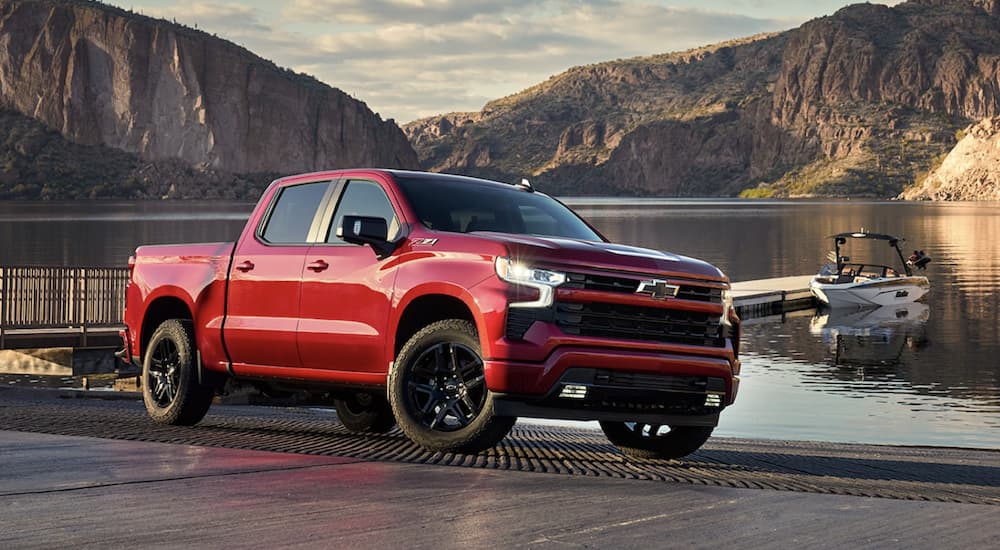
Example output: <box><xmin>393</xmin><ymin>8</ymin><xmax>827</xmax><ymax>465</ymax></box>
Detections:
<box><xmin>704</xmin><ymin>393</ymin><xmax>723</xmax><ymax>407</ymax></box>
<box><xmin>559</xmin><ymin>384</ymin><xmax>588</xmax><ymax>399</ymax></box>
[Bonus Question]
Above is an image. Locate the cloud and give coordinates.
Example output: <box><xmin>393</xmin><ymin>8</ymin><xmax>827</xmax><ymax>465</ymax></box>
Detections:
<box><xmin>289</xmin><ymin>2</ymin><xmax>790</xmax><ymax>121</ymax></box>
<box><xmin>282</xmin><ymin>0</ymin><xmax>537</xmax><ymax>25</ymax></box>
<box><xmin>121</xmin><ymin>1</ymin><xmax>798</xmax><ymax>122</ymax></box>
<box><xmin>141</xmin><ymin>1</ymin><xmax>272</xmax><ymax>34</ymax></box>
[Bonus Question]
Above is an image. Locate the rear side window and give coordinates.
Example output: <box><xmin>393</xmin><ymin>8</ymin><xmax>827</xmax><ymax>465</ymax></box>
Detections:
<box><xmin>261</xmin><ymin>182</ymin><xmax>329</xmax><ymax>243</ymax></box>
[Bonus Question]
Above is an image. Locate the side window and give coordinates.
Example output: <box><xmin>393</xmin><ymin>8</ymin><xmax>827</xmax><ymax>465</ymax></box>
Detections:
<box><xmin>326</xmin><ymin>180</ymin><xmax>399</xmax><ymax>243</ymax></box>
<box><xmin>261</xmin><ymin>182</ymin><xmax>329</xmax><ymax>244</ymax></box>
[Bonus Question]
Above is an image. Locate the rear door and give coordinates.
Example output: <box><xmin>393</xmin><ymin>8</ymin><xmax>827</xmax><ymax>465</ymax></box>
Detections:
<box><xmin>297</xmin><ymin>178</ymin><xmax>402</xmax><ymax>376</ymax></box>
<box><xmin>225</xmin><ymin>180</ymin><xmax>334</xmax><ymax>369</ymax></box>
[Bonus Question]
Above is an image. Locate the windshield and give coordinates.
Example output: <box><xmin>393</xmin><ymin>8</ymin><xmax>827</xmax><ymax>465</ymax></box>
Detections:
<box><xmin>394</xmin><ymin>175</ymin><xmax>603</xmax><ymax>242</ymax></box>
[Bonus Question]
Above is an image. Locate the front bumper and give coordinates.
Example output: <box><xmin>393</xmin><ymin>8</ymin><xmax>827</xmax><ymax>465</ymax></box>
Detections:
<box><xmin>493</xmin><ymin>366</ymin><xmax>724</xmax><ymax>425</ymax></box>
<box><xmin>485</xmin><ymin>346</ymin><xmax>738</xmax><ymax>397</ymax></box>
<box><xmin>484</xmin><ymin>347</ymin><xmax>738</xmax><ymax>424</ymax></box>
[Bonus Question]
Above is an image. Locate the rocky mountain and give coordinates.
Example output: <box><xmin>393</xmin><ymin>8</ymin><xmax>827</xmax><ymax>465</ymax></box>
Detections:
<box><xmin>899</xmin><ymin>117</ymin><xmax>1000</xmax><ymax>200</ymax></box>
<box><xmin>0</xmin><ymin>108</ymin><xmax>271</xmax><ymax>199</ymax></box>
<box><xmin>0</xmin><ymin>0</ymin><xmax>417</xmax><ymax>199</ymax></box>
<box><xmin>406</xmin><ymin>0</ymin><xmax>1000</xmax><ymax>198</ymax></box>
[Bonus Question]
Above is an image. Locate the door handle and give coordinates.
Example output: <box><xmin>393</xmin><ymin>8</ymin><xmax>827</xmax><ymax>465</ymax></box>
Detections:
<box><xmin>235</xmin><ymin>260</ymin><xmax>254</xmax><ymax>272</ymax></box>
<box><xmin>307</xmin><ymin>259</ymin><xmax>329</xmax><ymax>272</ymax></box>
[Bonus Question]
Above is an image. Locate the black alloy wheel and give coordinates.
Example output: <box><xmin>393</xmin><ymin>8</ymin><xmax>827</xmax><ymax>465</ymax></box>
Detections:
<box><xmin>406</xmin><ymin>341</ymin><xmax>487</xmax><ymax>432</ymax></box>
<box><xmin>147</xmin><ymin>337</ymin><xmax>180</xmax><ymax>407</ymax></box>
<box><xmin>389</xmin><ymin>320</ymin><xmax>515</xmax><ymax>453</ymax></box>
<box><xmin>141</xmin><ymin>319</ymin><xmax>214</xmax><ymax>425</ymax></box>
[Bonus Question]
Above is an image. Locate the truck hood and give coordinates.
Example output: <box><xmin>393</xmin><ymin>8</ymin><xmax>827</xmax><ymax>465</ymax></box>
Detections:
<box><xmin>471</xmin><ymin>233</ymin><xmax>727</xmax><ymax>282</ymax></box>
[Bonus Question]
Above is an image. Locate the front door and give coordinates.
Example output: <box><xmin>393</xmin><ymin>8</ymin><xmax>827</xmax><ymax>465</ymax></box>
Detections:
<box><xmin>298</xmin><ymin>179</ymin><xmax>401</xmax><ymax>376</ymax></box>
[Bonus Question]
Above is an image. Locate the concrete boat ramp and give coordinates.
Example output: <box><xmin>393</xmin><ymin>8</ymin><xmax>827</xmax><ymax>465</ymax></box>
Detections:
<box><xmin>1</xmin><ymin>388</ymin><xmax>997</xmax><ymax>549</ymax></box>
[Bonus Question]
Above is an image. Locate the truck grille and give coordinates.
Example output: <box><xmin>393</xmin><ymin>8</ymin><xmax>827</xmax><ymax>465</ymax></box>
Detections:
<box><xmin>563</xmin><ymin>272</ymin><xmax>722</xmax><ymax>303</ymax></box>
<box><xmin>555</xmin><ymin>301</ymin><xmax>724</xmax><ymax>347</ymax></box>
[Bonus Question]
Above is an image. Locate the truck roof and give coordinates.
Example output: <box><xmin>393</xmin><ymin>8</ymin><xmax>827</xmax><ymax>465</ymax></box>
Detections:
<box><xmin>274</xmin><ymin>169</ymin><xmax>520</xmax><ymax>192</ymax></box>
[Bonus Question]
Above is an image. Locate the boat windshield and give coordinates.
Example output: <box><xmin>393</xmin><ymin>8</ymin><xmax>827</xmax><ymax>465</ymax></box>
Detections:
<box><xmin>830</xmin><ymin>230</ymin><xmax>912</xmax><ymax>276</ymax></box>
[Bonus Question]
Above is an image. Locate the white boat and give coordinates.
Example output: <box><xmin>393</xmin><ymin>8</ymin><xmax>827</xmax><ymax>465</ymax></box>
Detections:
<box><xmin>809</xmin><ymin>231</ymin><xmax>930</xmax><ymax>308</ymax></box>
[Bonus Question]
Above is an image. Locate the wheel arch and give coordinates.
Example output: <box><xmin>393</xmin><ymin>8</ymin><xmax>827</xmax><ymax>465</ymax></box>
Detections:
<box><xmin>393</xmin><ymin>292</ymin><xmax>478</xmax><ymax>358</ymax></box>
<box><xmin>140</xmin><ymin>295</ymin><xmax>194</xmax><ymax>360</ymax></box>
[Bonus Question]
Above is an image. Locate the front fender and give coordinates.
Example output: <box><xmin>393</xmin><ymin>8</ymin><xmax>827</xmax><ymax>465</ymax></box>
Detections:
<box><xmin>389</xmin><ymin>247</ymin><xmax>505</xmax><ymax>359</ymax></box>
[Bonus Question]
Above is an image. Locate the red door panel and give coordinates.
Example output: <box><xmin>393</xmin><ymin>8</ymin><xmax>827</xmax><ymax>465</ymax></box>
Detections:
<box><xmin>226</xmin><ymin>240</ymin><xmax>309</xmax><ymax>369</ymax></box>
<box><xmin>298</xmin><ymin>245</ymin><xmax>396</xmax><ymax>374</ymax></box>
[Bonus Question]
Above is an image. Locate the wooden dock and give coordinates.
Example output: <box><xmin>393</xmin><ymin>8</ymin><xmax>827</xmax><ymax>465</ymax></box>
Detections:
<box><xmin>732</xmin><ymin>275</ymin><xmax>816</xmax><ymax>318</ymax></box>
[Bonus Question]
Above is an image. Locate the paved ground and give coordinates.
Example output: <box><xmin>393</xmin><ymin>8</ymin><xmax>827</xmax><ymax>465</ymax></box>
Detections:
<box><xmin>1</xmin><ymin>388</ymin><xmax>998</xmax><ymax>548</ymax></box>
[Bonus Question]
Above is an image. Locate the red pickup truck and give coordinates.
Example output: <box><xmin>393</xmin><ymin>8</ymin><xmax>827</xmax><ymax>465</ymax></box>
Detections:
<box><xmin>122</xmin><ymin>169</ymin><xmax>740</xmax><ymax>459</ymax></box>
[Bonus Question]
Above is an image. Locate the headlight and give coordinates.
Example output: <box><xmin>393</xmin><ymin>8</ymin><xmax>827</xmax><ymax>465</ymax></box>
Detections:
<box><xmin>495</xmin><ymin>257</ymin><xmax>566</xmax><ymax>308</ymax></box>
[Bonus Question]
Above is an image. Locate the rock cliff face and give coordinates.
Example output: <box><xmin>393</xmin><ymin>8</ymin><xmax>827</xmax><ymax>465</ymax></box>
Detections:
<box><xmin>0</xmin><ymin>0</ymin><xmax>417</xmax><ymax>179</ymax></box>
<box><xmin>899</xmin><ymin>117</ymin><xmax>1000</xmax><ymax>200</ymax></box>
<box><xmin>0</xmin><ymin>107</ymin><xmax>278</xmax><ymax>199</ymax></box>
<box><xmin>773</xmin><ymin>2</ymin><xmax>1000</xmax><ymax>128</ymax></box>
<box><xmin>406</xmin><ymin>0</ymin><xmax>1000</xmax><ymax>198</ymax></box>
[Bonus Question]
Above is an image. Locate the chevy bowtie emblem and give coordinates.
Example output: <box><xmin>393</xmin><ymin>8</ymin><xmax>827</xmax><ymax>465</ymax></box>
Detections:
<box><xmin>636</xmin><ymin>279</ymin><xmax>679</xmax><ymax>300</ymax></box>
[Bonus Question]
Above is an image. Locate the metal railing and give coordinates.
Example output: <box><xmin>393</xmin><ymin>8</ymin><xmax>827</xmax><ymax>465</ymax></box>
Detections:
<box><xmin>0</xmin><ymin>266</ymin><xmax>129</xmax><ymax>349</ymax></box>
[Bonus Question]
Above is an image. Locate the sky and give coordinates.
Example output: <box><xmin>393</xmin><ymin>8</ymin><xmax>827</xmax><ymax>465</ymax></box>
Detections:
<box><xmin>107</xmin><ymin>1</ymin><xmax>904</xmax><ymax>124</ymax></box>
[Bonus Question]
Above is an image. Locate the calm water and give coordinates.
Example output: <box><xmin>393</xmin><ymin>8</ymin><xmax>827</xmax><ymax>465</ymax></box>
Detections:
<box><xmin>1</xmin><ymin>199</ymin><xmax>998</xmax><ymax>449</ymax></box>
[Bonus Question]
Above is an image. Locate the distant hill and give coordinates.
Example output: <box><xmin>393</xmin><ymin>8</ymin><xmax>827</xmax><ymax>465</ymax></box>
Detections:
<box><xmin>406</xmin><ymin>0</ymin><xmax>1000</xmax><ymax>198</ymax></box>
<box><xmin>0</xmin><ymin>0</ymin><xmax>418</xmax><ymax>199</ymax></box>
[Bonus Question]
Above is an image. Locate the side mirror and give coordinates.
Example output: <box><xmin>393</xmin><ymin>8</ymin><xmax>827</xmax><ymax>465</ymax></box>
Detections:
<box><xmin>338</xmin><ymin>215</ymin><xmax>396</xmax><ymax>258</ymax></box>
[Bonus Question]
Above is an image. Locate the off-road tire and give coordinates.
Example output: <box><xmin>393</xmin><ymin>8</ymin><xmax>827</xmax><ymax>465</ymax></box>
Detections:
<box><xmin>600</xmin><ymin>421</ymin><xmax>713</xmax><ymax>460</ymax></box>
<box><xmin>334</xmin><ymin>392</ymin><xmax>396</xmax><ymax>433</ymax></box>
<box><xmin>142</xmin><ymin>319</ymin><xmax>214</xmax><ymax>425</ymax></box>
<box><xmin>388</xmin><ymin>319</ymin><xmax>515</xmax><ymax>453</ymax></box>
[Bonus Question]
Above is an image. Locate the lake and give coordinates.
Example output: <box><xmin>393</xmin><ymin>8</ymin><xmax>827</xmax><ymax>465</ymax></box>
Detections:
<box><xmin>1</xmin><ymin>199</ymin><xmax>998</xmax><ymax>449</ymax></box>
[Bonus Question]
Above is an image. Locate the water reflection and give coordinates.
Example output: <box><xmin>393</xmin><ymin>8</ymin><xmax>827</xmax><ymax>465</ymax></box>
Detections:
<box><xmin>733</xmin><ymin>302</ymin><xmax>1000</xmax><ymax>448</ymax></box>
<box><xmin>810</xmin><ymin>303</ymin><xmax>930</xmax><ymax>368</ymax></box>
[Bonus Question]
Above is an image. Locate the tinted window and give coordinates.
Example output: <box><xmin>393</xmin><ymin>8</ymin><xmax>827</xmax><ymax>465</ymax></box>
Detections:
<box><xmin>327</xmin><ymin>180</ymin><xmax>399</xmax><ymax>243</ymax></box>
<box><xmin>261</xmin><ymin>182</ymin><xmax>329</xmax><ymax>243</ymax></box>
<box><xmin>395</xmin><ymin>176</ymin><xmax>602</xmax><ymax>241</ymax></box>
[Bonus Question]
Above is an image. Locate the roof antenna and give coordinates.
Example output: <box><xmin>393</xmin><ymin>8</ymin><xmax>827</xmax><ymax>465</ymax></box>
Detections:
<box><xmin>515</xmin><ymin>178</ymin><xmax>534</xmax><ymax>192</ymax></box>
